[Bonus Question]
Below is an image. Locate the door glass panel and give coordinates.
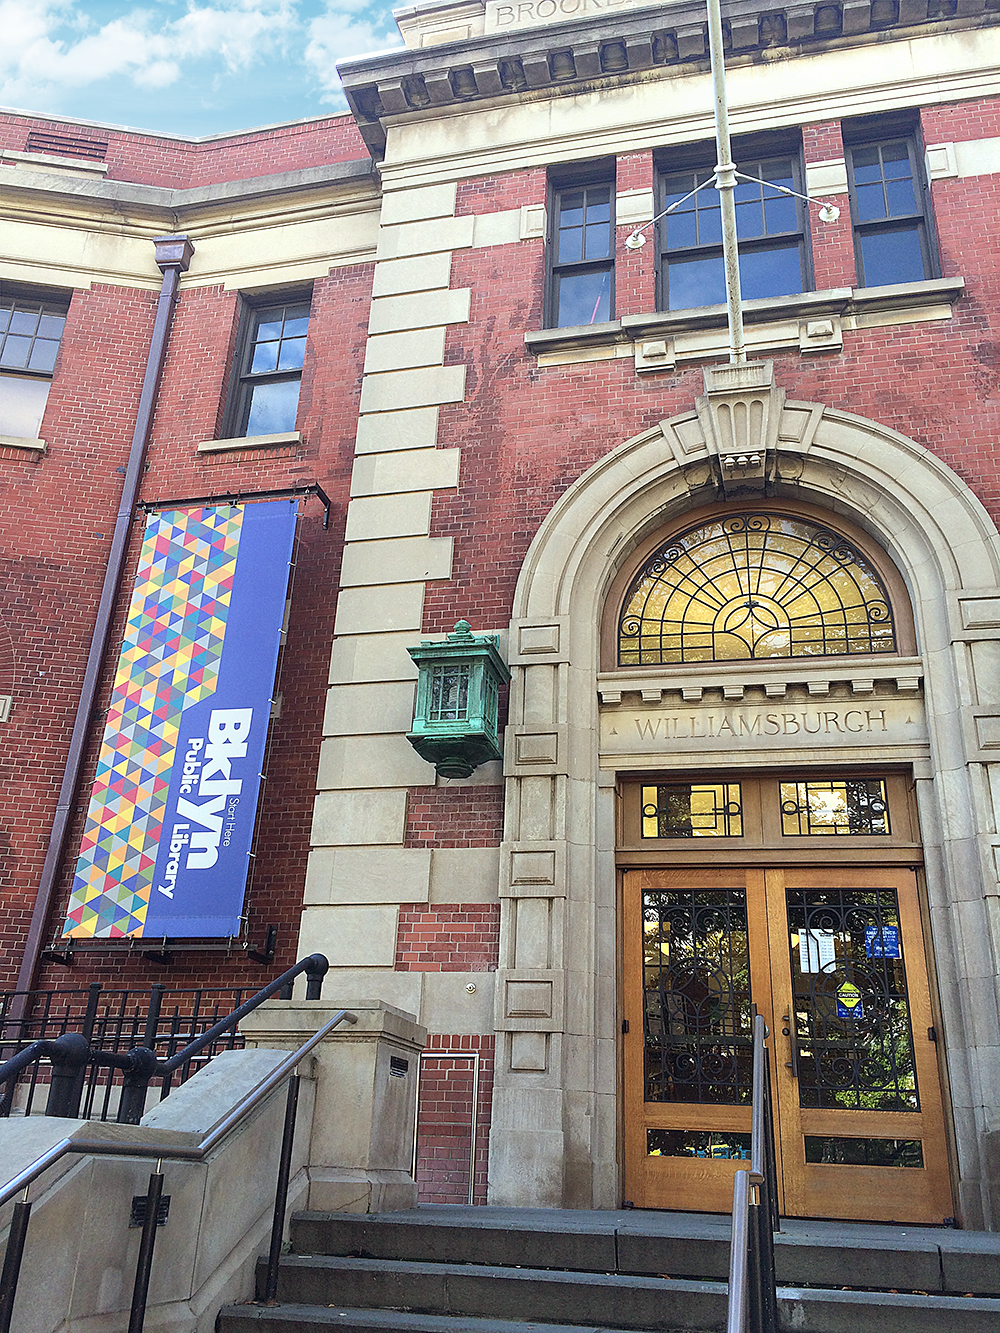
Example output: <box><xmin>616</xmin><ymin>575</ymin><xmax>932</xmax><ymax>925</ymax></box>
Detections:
<box><xmin>780</xmin><ymin>778</ymin><xmax>890</xmax><ymax>836</ymax></box>
<box><xmin>641</xmin><ymin>783</ymin><xmax>743</xmax><ymax>838</ymax></box>
<box><xmin>643</xmin><ymin>889</ymin><xmax>752</xmax><ymax>1104</ymax></box>
<box><xmin>804</xmin><ymin>1136</ymin><xmax>924</xmax><ymax>1167</ymax></box>
<box><xmin>648</xmin><ymin>1129</ymin><xmax>752</xmax><ymax>1159</ymax></box>
<box><xmin>786</xmin><ymin>887</ymin><xmax>919</xmax><ymax>1110</ymax></box>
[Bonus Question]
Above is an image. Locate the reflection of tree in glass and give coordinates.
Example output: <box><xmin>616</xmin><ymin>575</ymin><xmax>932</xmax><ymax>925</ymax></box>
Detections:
<box><xmin>790</xmin><ymin>888</ymin><xmax>918</xmax><ymax>1111</ymax></box>
<box><xmin>642</xmin><ymin>890</ymin><xmax>752</xmax><ymax>1104</ymax></box>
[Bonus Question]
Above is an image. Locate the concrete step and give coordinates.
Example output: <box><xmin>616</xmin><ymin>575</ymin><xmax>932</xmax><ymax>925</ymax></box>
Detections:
<box><xmin>227</xmin><ymin>1252</ymin><xmax>1000</xmax><ymax>1333</ymax></box>
<box><xmin>219</xmin><ymin>1304</ymin><xmax>687</xmax><ymax>1333</ymax></box>
<box><xmin>290</xmin><ymin>1206</ymin><xmax>1000</xmax><ymax>1296</ymax></box>
<box><xmin>219</xmin><ymin>1287</ymin><xmax>1000</xmax><ymax>1333</ymax></box>
<box><xmin>261</xmin><ymin>1254</ymin><xmax>728</xmax><ymax>1331</ymax></box>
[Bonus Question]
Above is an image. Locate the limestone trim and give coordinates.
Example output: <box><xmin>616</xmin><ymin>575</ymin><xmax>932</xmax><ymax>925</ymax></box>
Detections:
<box><xmin>302</xmin><ymin>177</ymin><xmax>484</xmax><ymax>1045</ymax></box>
<box><xmin>0</xmin><ymin>157</ymin><xmax>377</xmax><ymax>213</ymax></box>
<box><xmin>1</xmin><ymin>149</ymin><xmax>109</xmax><ymax>176</ymax></box>
<box><xmin>197</xmin><ymin>431</ymin><xmax>301</xmax><ymax>454</ymax></box>
<box><xmin>493</xmin><ymin>389</ymin><xmax>1000</xmax><ymax>1226</ymax></box>
<box><xmin>526</xmin><ymin>278</ymin><xmax>966</xmax><ymax>369</ymax></box>
<box><xmin>0</xmin><ymin>171</ymin><xmax>382</xmax><ymax>292</ymax></box>
<box><xmin>339</xmin><ymin>0</ymin><xmax>1000</xmax><ymax>157</ymax></box>
<box><xmin>926</xmin><ymin>136</ymin><xmax>1000</xmax><ymax>181</ymax></box>
<box><xmin>371</xmin><ymin>33</ymin><xmax>1000</xmax><ymax>189</ymax></box>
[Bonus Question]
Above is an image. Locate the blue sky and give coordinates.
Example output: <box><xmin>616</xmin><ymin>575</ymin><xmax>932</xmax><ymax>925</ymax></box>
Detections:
<box><xmin>0</xmin><ymin>0</ymin><xmax>404</xmax><ymax>137</ymax></box>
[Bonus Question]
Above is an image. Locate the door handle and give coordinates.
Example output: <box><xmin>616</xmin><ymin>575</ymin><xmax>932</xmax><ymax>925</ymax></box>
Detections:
<box><xmin>781</xmin><ymin>1014</ymin><xmax>798</xmax><ymax>1078</ymax></box>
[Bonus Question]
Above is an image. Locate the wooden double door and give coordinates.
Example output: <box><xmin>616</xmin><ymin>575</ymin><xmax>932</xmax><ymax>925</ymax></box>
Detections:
<box><xmin>620</xmin><ymin>779</ymin><xmax>953</xmax><ymax>1223</ymax></box>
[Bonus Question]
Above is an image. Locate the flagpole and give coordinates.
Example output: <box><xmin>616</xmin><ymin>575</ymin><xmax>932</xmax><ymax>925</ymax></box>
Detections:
<box><xmin>706</xmin><ymin>0</ymin><xmax>746</xmax><ymax>365</ymax></box>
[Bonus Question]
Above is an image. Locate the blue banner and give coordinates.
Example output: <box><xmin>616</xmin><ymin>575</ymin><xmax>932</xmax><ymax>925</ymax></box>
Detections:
<box><xmin>65</xmin><ymin>499</ymin><xmax>297</xmax><ymax>939</ymax></box>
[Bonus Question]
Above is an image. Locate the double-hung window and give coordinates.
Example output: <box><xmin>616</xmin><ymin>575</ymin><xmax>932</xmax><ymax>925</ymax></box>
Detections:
<box><xmin>845</xmin><ymin>134</ymin><xmax>935</xmax><ymax>287</ymax></box>
<box><xmin>229</xmin><ymin>296</ymin><xmax>311</xmax><ymax>437</ymax></box>
<box><xmin>658</xmin><ymin>146</ymin><xmax>809</xmax><ymax>311</ymax></box>
<box><xmin>0</xmin><ymin>293</ymin><xmax>68</xmax><ymax>441</ymax></box>
<box><xmin>547</xmin><ymin>173</ymin><xmax>615</xmax><ymax>328</ymax></box>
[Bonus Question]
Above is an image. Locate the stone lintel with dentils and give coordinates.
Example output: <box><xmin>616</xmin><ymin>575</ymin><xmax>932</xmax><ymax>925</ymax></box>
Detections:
<box><xmin>337</xmin><ymin>0</ymin><xmax>999</xmax><ymax>154</ymax></box>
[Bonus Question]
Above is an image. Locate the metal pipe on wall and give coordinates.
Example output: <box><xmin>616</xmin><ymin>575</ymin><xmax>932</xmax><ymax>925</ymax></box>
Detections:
<box><xmin>14</xmin><ymin>235</ymin><xmax>195</xmax><ymax>1005</ymax></box>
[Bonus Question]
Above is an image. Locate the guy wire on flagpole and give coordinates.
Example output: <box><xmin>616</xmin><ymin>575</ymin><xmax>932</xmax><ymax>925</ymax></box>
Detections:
<box><xmin>622</xmin><ymin>0</ymin><xmax>841</xmax><ymax>366</ymax></box>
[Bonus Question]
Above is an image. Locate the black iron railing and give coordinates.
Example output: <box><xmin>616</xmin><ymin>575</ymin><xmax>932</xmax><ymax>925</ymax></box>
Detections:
<box><xmin>0</xmin><ymin>981</ymin><xmax>261</xmax><ymax>1119</ymax></box>
<box><xmin>726</xmin><ymin>1012</ymin><xmax>780</xmax><ymax>1333</ymax></box>
<box><xmin>0</xmin><ymin>954</ymin><xmax>328</xmax><ymax>1125</ymax></box>
<box><xmin>0</xmin><ymin>998</ymin><xmax>355</xmax><ymax>1333</ymax></box>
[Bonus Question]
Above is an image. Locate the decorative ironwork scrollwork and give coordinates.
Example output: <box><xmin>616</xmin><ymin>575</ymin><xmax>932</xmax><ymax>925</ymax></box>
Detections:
<box><xmin>642</xmin><ymin>889</ymin><xmax>753</xmax><ymax>1105</ymax></box>
<box><xmin>618</xmin><ymin>513</ymin><xmax>898</xmax><ymax>665</ymax></box>
<box><xmin>786</xmin><ymin>887</ymin><xmax>918</xmax><ymax>1112</ymax></box>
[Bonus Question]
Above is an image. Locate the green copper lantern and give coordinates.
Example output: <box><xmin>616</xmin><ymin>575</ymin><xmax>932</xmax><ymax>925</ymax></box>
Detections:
<box><xmin>406</xmin><ymin>621</ymin><xmax>510</xmax><ymax>779</ymax></box>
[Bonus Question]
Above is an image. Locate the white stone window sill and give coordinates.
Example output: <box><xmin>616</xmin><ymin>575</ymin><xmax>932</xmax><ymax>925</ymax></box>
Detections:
<box><xmin>525</xmin><ymin>277</ymin><xmax>965</xmax><ymax>369</ymax></box>
<box><xmin>0</xmin><ymin>434</ymin><xmax>46</xmax><ymax>452</ymax></box>
<box><xmin>197</xmin><ymin>430</ymin><xmax>302</xmax><ymax>454</ymax></box>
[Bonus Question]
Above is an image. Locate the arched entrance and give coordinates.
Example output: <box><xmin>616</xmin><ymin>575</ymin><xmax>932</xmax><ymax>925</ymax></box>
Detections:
<box><xmin>609</xmin><ymin>502</ymin><xmax>950</xmax><ymax>1222</ymax></box>
<box><xmin>488</xmin><ymin>372</ymin><xmax>1000</xmax><ymax>1230</ymax></box>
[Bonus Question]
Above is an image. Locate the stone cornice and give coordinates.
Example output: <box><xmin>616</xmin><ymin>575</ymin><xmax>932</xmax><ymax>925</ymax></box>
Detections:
<box><xmin>0</xmin><ymin>158</ymin><xmax>379</xmax><ymax>220</ymax></box>
<box><xmin>339</xmin><ymin>0</ymin><xmax>999</xmax><ymax>154</ymax></box>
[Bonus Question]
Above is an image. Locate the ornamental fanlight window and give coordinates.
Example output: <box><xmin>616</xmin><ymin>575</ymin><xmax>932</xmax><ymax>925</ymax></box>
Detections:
<box><xmin>406</xmin><ymin>621</ymin><xmax>510</xmax><ymax>779</ymax></box>
<box><xmin>618</xmin><ymin>513</ymin><xmax>897</xmax><ymax>666</ymax></box>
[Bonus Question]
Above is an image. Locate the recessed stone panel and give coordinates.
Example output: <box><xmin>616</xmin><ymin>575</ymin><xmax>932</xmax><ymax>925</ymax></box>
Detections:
<box><xmin>601</xmin><ymin>697</ymin><xmax>927</xmax><ymax>756</ymax></box>
<box><xmin>519</xmin><ymin>623</ymin><xmax>560</xmax><ymax>655</ymax></box>
<box><xmin>515</xmin><ymin>732</ymin><xmax>559</xmax><ymax>765</ymax></box>
<box><xmin>509</xmin><ymin>1031</ymin><xmax>547</xmax><ymax>1071</ymax></box>
<box><xmin>509</xmin><ymin>849</ymin><xmax>556</xmax><ymax>886</ymax></box>
<box><xmin>961</xmin><ymin>598</ymin><xmax>1000</xmax><ymax>630</ymax></box>
<box><xmin>506</xmin><ymin>980</ymin><xmax>552</xmax><ymax>1018</ymax></box>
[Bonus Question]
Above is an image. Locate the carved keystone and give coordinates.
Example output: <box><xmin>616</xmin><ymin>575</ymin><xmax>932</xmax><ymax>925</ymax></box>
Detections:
<box><xmin>696</xmin><ymin>360</ymin><xmax>785</xmax><ymax>497</ymax></box>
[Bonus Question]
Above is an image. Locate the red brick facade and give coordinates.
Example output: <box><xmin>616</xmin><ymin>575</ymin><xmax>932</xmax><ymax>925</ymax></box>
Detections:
<box><xmin>2</xmin><ymin>63</ymin><xmax>999</xmax><ymax>1216</ymax></box>
<box><xmin>403</xmin><ymin>787</ymin><xmax>505</xmax><ymax>849</ymax></box>
<box><xmin>396</xmin><ymin>904</ymin><xmax>501</xmax><ymax>972</ymax></box>
<box><xmin>415</xmin><ymin>1035</ymin><xmax>495</xmax><ymax>1205</ymax></box>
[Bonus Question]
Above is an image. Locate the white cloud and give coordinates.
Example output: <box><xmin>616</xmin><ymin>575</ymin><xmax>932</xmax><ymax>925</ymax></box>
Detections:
<box><xmin>0</xmin><ymin>0</ymin><xmax>300</xmax><ymax>108</ymax></box>
<box><xmin>304</xmin><ymin>0</ymin><xmax>401</xmax><ymax>101</ymax></box>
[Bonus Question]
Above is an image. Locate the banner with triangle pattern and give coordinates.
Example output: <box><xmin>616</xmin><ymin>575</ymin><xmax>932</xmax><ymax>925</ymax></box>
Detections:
<box><xmin>64</xmin><ymin>500</ymin><xmax>297</xmax><ymax>939</ymax></box>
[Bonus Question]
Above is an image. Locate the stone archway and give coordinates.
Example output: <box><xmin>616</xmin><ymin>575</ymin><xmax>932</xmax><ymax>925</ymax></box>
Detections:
<box><xmin>488</xmin><ymin>364</ymin><xmax>1000</xmax><ymax>1229</ymax></box>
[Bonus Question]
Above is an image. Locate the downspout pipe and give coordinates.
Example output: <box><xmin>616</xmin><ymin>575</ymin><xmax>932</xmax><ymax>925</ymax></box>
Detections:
<box><xmin>706</xmin><ymin>0</ymin><xmax>747</xmax><ymax>365</ymax></box>
<box><xmin>14</xmin><ymin>234</ymin><xmax>195</xmax><ymax>1003</ymax></box>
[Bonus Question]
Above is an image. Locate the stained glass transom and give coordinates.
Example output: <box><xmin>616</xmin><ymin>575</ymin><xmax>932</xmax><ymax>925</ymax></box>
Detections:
<box><xmin>618</xmin><ymin>514</ymin><xmax>896</xmax><ymax>665</ymax></box>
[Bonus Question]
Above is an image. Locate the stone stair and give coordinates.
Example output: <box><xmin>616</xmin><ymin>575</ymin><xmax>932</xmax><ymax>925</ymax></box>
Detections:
<box><xmin>218</xmin><ymin>1204</ymin><xmax>1000</xmax><ymax>1333</ymax></box>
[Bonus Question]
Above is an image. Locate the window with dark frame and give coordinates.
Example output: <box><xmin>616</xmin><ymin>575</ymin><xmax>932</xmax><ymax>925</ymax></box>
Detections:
<box><xmin>547</xmin><ymin>178</ymin><xmax>615</xmax><ymax>328</ymax></box>
<box><xmin>229</xmin><ymin>296</ymin><xmax>311</xmax><ymax>438</ymax></box>
<box><xmin>0</xmin><ymin>293</ymin><xmax>69</xmax><ymax>441</ymax></box>
<box><xmin>658</xmin><ymin>149</ymin><xmax>810</xmax><ymax>311</ymax></box>
<box><xmin>845</xmin><ymin>136</ymin><xmax>934</xmax><ymax>288</ymax></box>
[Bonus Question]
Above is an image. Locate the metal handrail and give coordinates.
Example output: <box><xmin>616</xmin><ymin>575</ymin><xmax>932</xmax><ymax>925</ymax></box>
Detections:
<box><xmin>726</xmin><ymin>1013</ymin><xmax>780</xmax><ymax>1333</ymax></box>
<box><xmin>115</xmin><ymin>952</ymin><xmax>329</xmax><ymax>1122</ymax></box>
<box><xmin>726</xmin><ymin>1168</ymin><xmax>752</xmax><ymax>1333</ymax></box>
<box><xmin>0</xmin><ymin>1006</ymin><xmax>357</xmax><ymax>1333</ymax></box>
